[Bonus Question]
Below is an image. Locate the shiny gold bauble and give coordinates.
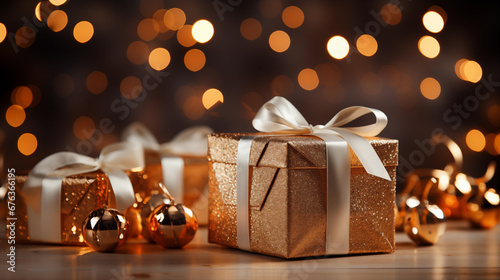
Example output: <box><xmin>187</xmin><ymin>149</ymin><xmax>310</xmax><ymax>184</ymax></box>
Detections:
<box><xmin>148</xmin><ymin>202</ymin><xmax>198</xmax><ymax>248</ymax></box>
<box><xmin>139</xmin><ymin>193</ymin><xmax>173</xmax><ymax>242</ymax></box>
<box><xmin>466</xmin><ymin>188</ymin><xmax>500</xmax><ymax>229</ymax></box>
<box><xmin>82</xmin><ymin>207</ymin><xmax>129</xmax><ymax>252</ymax></box>
<box><xmin>123</xmin><ymin>204</ymin><xmax>142</xmax><ymax>238</ymax></box>
<box><xmin>404</xmin><ymin>200</ymin><xmax>446</xmax><ymax>245</ymax></box>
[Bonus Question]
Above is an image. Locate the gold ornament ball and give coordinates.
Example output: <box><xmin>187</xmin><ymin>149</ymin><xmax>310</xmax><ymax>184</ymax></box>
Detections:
<box><xmin>82</xmin><ymin>207</ymin><xmax>129</xmax><ymax>252</ymax></box>
<box><xmin>140</xmin><ymin>193</ymin><xmax>173</xmax><ymax>242</ymax></box>
<box><xmin>123</xmin><ymin>204</ymin><xmax>142</xmax><ymax>238</ymax></box>
<box><xmin>148</xmin><ymin>202</ymin><xmax>198</xmax><ymax>248</ymax></box>
<box><xmin>466</xmin><ymin>188</ymin><xmax>500</xmax><ymax>229</ymax></box>
<box><xmin>404</xmin><ymin>201</ymin><xmax>446</xmax><ymax>245</ymax></box>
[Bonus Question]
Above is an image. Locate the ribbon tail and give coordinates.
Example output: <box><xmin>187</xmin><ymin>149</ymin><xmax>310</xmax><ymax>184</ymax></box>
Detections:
<box><xmin>161</xmin><ymin>156</ymin><xmax>185</xmax><ymax>202</ymax></box>
<box><xmin>104</xmin><ymin>168</ymin><xmax>136</xmax><ymax>211</ymax></box>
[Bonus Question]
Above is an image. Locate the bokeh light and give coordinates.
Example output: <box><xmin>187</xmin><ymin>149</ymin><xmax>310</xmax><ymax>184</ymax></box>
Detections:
<box><xmin>86</xmin><ymin>71</ymin><xmax>108</xmax><ymax>94</ymax></box>
<box><xmin>495</xmin><ymin>134</ymin><xmax>500</xmax><ymax>154</ymax></box>
<box><xmin>360</xmin><ymin>72</ymin><xmax>382</xmax><ymax>95</ymax></box>
<box><xmin>127</xmin><ymin>41</ymin><xmax>149</xmax><ymax>65</ymax></box>
<box><xmin>466</xmin><ymin>129</ymin><xmax>486</xmax><ymax>152</ymax></box>
<box><xmin>137</xmin><ymin>18</ymin><xmax>159</xmax><ymax>41</ymax></box>
<box><xmin>183</xmin><ymin>96</ymin><xmax>204</xmax><ymax>120</ymax></box>
<box><xmin>428</xmin><ymin>6</ymin><xmax>447</xmax><ymax>24</ymax></box>
<box><xmin>282</xmin><ymin>6</ymin><xmax>304</xmax><ymax>29</ymax></box>
<box><xmin>271</xmin><ymin>75</ymin><xmax>294</xmax><ymax>96</ymax></box>
<box><xmin>184</xmin><ymin>49</ymin><xmax>206</xmax><ymax>72</ymax></box>
<box><xmin>120</xmin><ymin>76</ymin><xmax>143</xmax><ymax>100</ymax></box>
<box><xmin>380</xmin><ymin>3</ymin><xmax>402</xmax><ymax>25</ymax></box>
<box><xmin>6</xmin><ymin>105</ymin><xmax>26</xmax><ymax>127</ymax></box>
<box><xmin>418</xmin><ymin>35</ymin><xmax>440</xmax><ymax>58</ymax></box>
<box><xmin>356</xmin><ymin>34</ymin><xmax>378</xmax><ymax>57</ymax></box>
<box><xmin>27</xmin><ymin>85</ymin><xmax>42</xmax><ymax>108</ymax></box>
<box><xmin>73</xmin><ymin>116</ymin><xmax>96</xmax><ymax>140</ymax></box>
<box><xmin>192</xmin><ymin>19</ymin><xmax>214</xmax><ymax>43</ymax></box>
<box><xmin>148</xmin><ymin>47</ymin><xmax>171</xmax><ymax>71</ymax></box>
<box><xmin>269</xmin><ymin>30</ymin><xmax>290</xmax><ymax>53</ymax></box>
<box><xmin>49</xmin><ymin>0</ymin><xmax>67</xmax><ymax>6</ymax></box>
<box><xmin>423</xmin><ymin>11</ymin><xmax>444</xmax><ymax>33</ymax></box>
<box><xmin>47</xmin><ymin>10</ymin><xmax>68</xmax><ymax>32</ymax></box>
<box><xmin>0</xmin><ymin>23</ymin><xmax>6</xmax><ymax>43</ymax></box>
<box><xmin>487</xmin><ymin>105</ymin><xmax>500</xmax><ymax>127</ymax></box>
<box><xmin>152</xmin><ymin>9</ymin><xmax>169</xmax><ymax>33</ymax></box>
<box><xmin>420</xmin><ymin>77</ymin><xmax>441</xmax><ymax>100</ymax></box>
<box><xmin>240</xmin><ymin>18</ymin><xmax>262</xmax><ymax>41</ymax></box>
<box><xmin>463</xmin><ymin>60</ymin><xmax>482</xmax><ymax>83</ymax></box>
<box><xmin>177</xmin><ymin>25</ymin><xmax>196</xmax><ymax>47</ymax></box>
<box><xmin>17</xmin><ymin>133</ymin><xmax>37</xmax><ymax>156</ymax></box>
<box><xmin>202</xmin><ymin>88</ymin><xmax>224</xmax><ymax>109</ymax></box>
<box><xmin>35</xmin><ymin>1</ymin><xmax>55</xmax><ymax>22</ymax></box>
<box><xmin>73</xmin><ymin>21</ymin><xmax>94</xmax><ymax>43</ymax></box>
<box><xmin>164</xmin><ymin>8</ymin><xmax>186</xmax><ymax>31</ymax></box>
<box><xmin>11</xmin><ymin>86</ymin><xmax>33</xmax><ymax>108</ymax></box>
<box><xmin>15</xmin><ymin>26</ymin><xmax>36</xmax><ymax>48</ymax></box>
<box><xmin>54</xmin><ymin>73</ymin><xmax>74</xmax><ymax>97</ymax></box>
<box><xmin>298</xmin><ymin>68</ymin><xmax>319</xmax><ymax>91</ymax></box>
<box><xmin>327</xmin><ymin>36</ymin><xmax>349</xmax><ymax>59</ymax></box>
<box><xmin>455</xmin><ymin>58</ymin><xmax>469</xmax><ymax>80</ymax></box>
<box><xmin>485</xmin><ymin>133</ymin><xmax>499</xmax><ymax>156</ymax></box>
<box><xmin>259</xmin><ymin>0</ymin><xmax>283</xmax><ymax>19</ymax></box>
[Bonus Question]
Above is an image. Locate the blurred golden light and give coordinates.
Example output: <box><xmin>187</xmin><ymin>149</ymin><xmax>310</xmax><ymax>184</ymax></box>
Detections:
<box><xmin>27</xmin><ymin>84</ymin><xmax>41</xmax><ymax>107</ymax></box>
<box><xmin>495</xmin><ymin>134</ymin><xmax>500</xmax><ymax>154</ymax></box>
<box><xmin>269</xmin><ymin>30</ymin><xmax>290</xmax><ymax>53</ymax></box>
<box><xmin>423</xmin><ymin>11</ymin><xmax>444</xmax><ymax>33</ymax></box>
<box><xmin>73</xmin><ymin>21</ymin><xmax>94</xmax><ymax>43</ymax></box>
<box><xmin>54</xmin><ymin>73</ymin><xmax>74</xmax><ymax>97</ymax></box>
<box><xmin>420</xmin><ymin>77</ymin><xmax>441</xmax><ymax>100</ymax></box>
<box><xmin>360</xmin><ymin>72</ymin><xmax>382</xmax><ymax>95</ymax></box>
<box><xmin>11</xmin><ymin>86</ymin><xmax>33</xmax><ymax>108</ymax></box>
<box><xmin>455</xmin><ymin>173</ymin><xmax>472</xmax><ymax>195</ymax></box>
<box><xmin>418</xmin><ymin>35</ymin><xmax>440</xmax><ymax>58</ymax></box>
<box><xmin>485</xmin><ymin>133</ymin><xmax>499</xmax><ymax>155</ymax></box>
<box><xmin>356</xmin><ymin>34</ymin><xmax>378</xmax><ymax>57</ymax></box>
<box><xmin>153</xmin><ymin>9</ymin><xmax>169</xmax><ymax>33</ymax></box>
<box><xmin>463</xmin><ymin>60</ymin><xmax>482</xmax><ymax>83</ymax></box>
<box><xmin>259</xmin><ymin>0</ymin><xmax>283</xmax><ymax>19</ymax></box>
<box><xmin>485</xmin><ymin>189</ymin><xmax>500</xmax><ymax>206</ymax></box>
<box><xmin>240</xmin><ymin>18</ymin><xmax>262</xmax><ymax>41</ymax></box>
<box><xmin>487</xmin><ymin>105</ymin><xmax>500</xmax><ymax>127</ymax></box>
<box><xmin>428</xmin><ymin>6</ymin><xmax>447</xmax><ymax>24</ymax></box>
<box><xmin>6</xmin><ymin>105</ymin><xmax>26</xmax><ymax>128</ymax></box>
<box><xmin>184</xmin><ymin>49</ymin><xmax>206</xmax><ymax>72</ymax></box>
<box><xmin>36</xmin><ymin>1</ymin><xmax>55</xmax><ymax>22</ymax></box>
<box><xmin>148</xmin><ymin>47</ymin><xmax>171</xmax><ymax>71</ymax></box>
<box><xmin>18</xmin><ymin>133</ymin><xmax>37</xmax><ymax>156</ymax></box>
<box><xmin>73</xmin><ymin>116</ymin><xmax>96</xmax><ymax>141</ymax></box>
<box><xmin>0</xmin><ymin>22</ymin><xmax>6</xmax><ymax>43</ymax></box>
<box><xmin>137</xmin><ymin>18</ymin><xmax>159</xmax><ymax>41</ymax></box>
<box><xmin>298</xmin><ymin>68</ymin><xmax>319</xmax><ymax>91</ymax></box>
<box><xmin>15</xmin><ymin>26</ymin><xmax>36</xmax><ymax>48</ymax></box>
<box><xmin>282</xmin><ymin>6</ymin><xmax>304</xmax><ymax>29</ymax></box>
<box><xmin>202</xmin><ymin>88</ymin><xmax>224</xmax><ymax>109</ymax></box>
<box><xmin>127</xmin><ymin>41</ymin><xmax>149</xmax><ymax>65</ymax></box>
<box><xmin>466</xmin><ymin>129</ymin><xmax>486</xmax><ymax>152</ymax></box>
<box><xmin>177</xmin><ymin>25</ymin><xmax>196</xmax><ymax>47</ymax></box>
<box><xmin>315</xmin><ymin>63</ymin><xmax>341</xmax><ymax>86</ymax></box>
<box><xmin>49</xmin><ymin>0</ymin><xmax>67</xmax><ymax>6</ymax></box>
<box><xmin>86</xmin><ymin>71</ymin><xmax>108</xmax><ymax>94</ymax></box>
<box><xmin>183</xmin><ymin>96</ymin><xmax>204</xmax><ymax>120</ymax></box>
<box><xmin>120</xmin><ymin>76</ymin><xmax>143</xmax><ymax>100</ymax></box>
<box><xmin>192</xmin><ymin>19</ymin><xmax>214</xmax><ymax>43</ymax></box>
<box><xmin>327</xmin><ymin>36</ymin><xmax>349</xmax><ymax>59</ymax></box>
<box><xmin>164</xmin><ymin>8</ymin><xmax>186</xmax><ymax>31</ymax></box>
<box><xmin>47</xmin><ymin>10</ymin><xmax>68</xmax><ymax>32</ymax></box>
<box><xmin>380</xmin><ymin>3</ymin><xmax>402</xmax><ymax>25</ymax></box>
<box><xmin>271</xmin><ymin>75</ymin><xmax>294</xmax><ymax>96</ymax></box>
<box><xmin>455</xmin><ymin>58</ymin><xmax>469</xmax><ymax>80</ymax></box>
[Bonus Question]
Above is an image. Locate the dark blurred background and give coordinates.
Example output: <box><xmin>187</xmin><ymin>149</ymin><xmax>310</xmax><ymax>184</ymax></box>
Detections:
<box><xmin>1</xmin><ymin>0</ymin><xmax>499</xmax><ymax>191</ymax></box>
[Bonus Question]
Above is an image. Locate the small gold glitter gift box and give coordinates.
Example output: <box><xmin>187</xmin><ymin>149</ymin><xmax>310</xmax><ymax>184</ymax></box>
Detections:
<box><xmin>12</xmin><ymin>171</ymin><xmax>111</xmax><ymax>245</ymax></box>
<box><xmin>208</xmin><ymin>133</ymin><xmax>398</xmax><ymax>259</ymax></box>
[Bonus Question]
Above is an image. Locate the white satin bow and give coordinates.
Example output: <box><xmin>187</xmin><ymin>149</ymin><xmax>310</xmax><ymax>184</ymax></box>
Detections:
<box><xmin>23</xmin><ymin>142</ymin><xmax>142</xmax><ymax>243</ymax></box>
<box><xmin>252</xmin><ymin>96</ymin><xmax>390</xmax><ymax>180</ymax></box>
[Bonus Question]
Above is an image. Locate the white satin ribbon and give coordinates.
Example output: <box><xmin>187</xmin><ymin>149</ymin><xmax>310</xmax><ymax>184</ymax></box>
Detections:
<box><xmin>236</xmin><ymin>96</ymin><xmax>391</xmax><ymax>255</ymax></box>
<box><xmin>122</xmin><ymin>122</ymin><xmax>213</xmax><ymax>201</ymax></box>
<box><xmin>23</xmin><ymin>142</ymin><xmax>142</xmax><ymax>243</ymax></box>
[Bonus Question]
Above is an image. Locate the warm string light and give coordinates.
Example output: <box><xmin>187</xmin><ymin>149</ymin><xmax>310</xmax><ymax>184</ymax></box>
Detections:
<box><xmin>240</xmin><ymin>18</ymin><xmax>262</xmax><ymax>41</ymax></box>
<box><xmin>86</xmin><ymin>71</ymin><xmax>108</xmax><ymax>94</ymax></box>
<box><xmin>327</xmin><ymin>36</ymin><xmax>349</xmax><ymax>59</ymax></box>
<box><xmin>47</xmin><ymin>10</ymin><xmax>68</xmax><ymax>32</ymax></box>
<box><xmin>73</xmin><ymin>21</ymin><xmax>94</xmax><ymax>43</ymax></box>
<box><xmin>202</xmin><ymin>89</ymin><xmax>224</xmax><ymax>110</ymax></box>
<box><xmin>418</xmin><ymin>35</ymin><xmax>440</xmax><ymax>58</ymax></box>
<box><xmin>269</xmin><ymin>30</ymin><xmax>290</xmax><ymax>53</ymax></box>
<box><xmin>192</xmin><ymin>19</ymin><xmax>214</xmax><ymax>43</ymax></box>
<box><xmin>73</xmin><ymin>116</ymin><xmax>96</xmax><ymax>140</ymax></box>
<box><xmin>420</xmin><ymin>77</ymin><xmax>441</xmax><ymax>100</ymax></box>
<box><xmin>0</xmin><ymin>22</ymin><xmax>7</xmax><ymax>43</ymax></box>
<box><xmin>466</xmin><ymin>129</ymin><xmax>486</xmax><ymax>152</ymax></box>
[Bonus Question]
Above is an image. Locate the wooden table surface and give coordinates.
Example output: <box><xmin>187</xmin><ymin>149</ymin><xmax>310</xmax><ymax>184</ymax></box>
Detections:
<box><xmin>1</xmin><ymin>221</ymin><xmax>499</xmax><ymax>280</ymax></box>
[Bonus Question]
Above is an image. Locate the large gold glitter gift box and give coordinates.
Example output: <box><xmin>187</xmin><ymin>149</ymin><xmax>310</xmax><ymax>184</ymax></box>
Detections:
<box><xmin>208</xmin><ymin>133</ymin><xmax>398</xmax><ymax>259</ymax></box>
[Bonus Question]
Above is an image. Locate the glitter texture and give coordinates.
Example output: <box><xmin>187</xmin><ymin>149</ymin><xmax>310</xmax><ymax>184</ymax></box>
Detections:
<box><xmin>208</xmin><ymin>133</ymin><xmax>398</xmax><ymax>259</ymax></box>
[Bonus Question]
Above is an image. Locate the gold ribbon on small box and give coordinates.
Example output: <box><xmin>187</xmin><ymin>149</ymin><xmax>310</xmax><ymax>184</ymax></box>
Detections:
<box><xmin>122</xmin><ymin>122</ymin><xmax>213</xmax><ymax>201</ymax></box>
<box><xmin>23</xmin><ymin>142</ymin><xmax>143</xmax><ymax>243</ymax></box>
<box><xmin>236</xmin><ymin>96</ymin><xmax>391</xmax><ymax>255</ymax></box>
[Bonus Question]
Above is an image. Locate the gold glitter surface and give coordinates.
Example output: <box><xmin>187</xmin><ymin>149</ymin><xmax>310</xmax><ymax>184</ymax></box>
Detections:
<box><xmin>208</xmin><ymin>133</ymin><xmax>398</xmax><ymax>258</ymax></box>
